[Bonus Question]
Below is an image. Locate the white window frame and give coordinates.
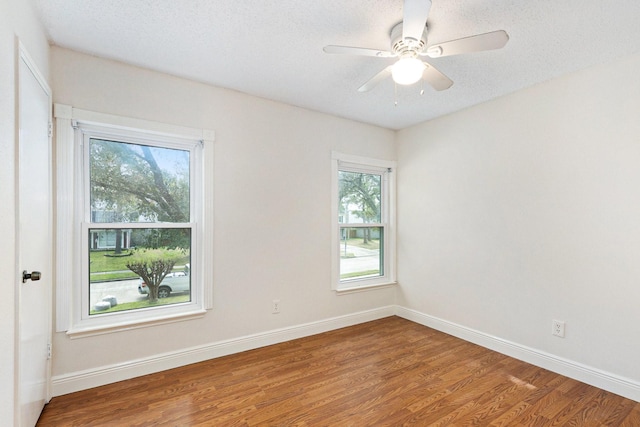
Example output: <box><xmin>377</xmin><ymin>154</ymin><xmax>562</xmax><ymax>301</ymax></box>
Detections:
<box><xmin>331</xmin><ymin>151</ymin><xmax>396</xmax><ymax>292</ymax></box>
<box><xmin>55</xmin><ymin>105</ymin><xmax>214</xmax><ymax>337</ymax></box>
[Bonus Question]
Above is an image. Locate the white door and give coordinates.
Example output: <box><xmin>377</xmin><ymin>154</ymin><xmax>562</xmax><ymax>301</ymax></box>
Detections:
<box><xmin>17</xmin><ymin>45</ymin><xmax>52</xmax><ymax>427</ymax></box>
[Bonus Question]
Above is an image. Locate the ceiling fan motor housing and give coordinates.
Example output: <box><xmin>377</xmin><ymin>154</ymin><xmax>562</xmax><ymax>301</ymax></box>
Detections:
<box><xmin>390</xmin><ymin>22</ymin><xmax>428</xmax><ymax>58</ymax></box>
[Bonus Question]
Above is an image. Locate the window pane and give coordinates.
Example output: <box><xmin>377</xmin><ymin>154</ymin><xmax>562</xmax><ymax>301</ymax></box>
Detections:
<box><xmin>338</xmin><ymin>171</ymin><xmax>381</xmax><ymax>224</ymax></box>
<box><xmin>339</xmin><ymin>227</ymin><xmax>383</xmax><ymax>281</ymax></box>
<box><xmin>90</xmin><ymin>138</ymin><xmax>190</xmax><ymax>223</ymax></box>
<box><xmin>88</xmin><ymin>228</ymin><xmax>191</xmax><ymax>315</ymax></box>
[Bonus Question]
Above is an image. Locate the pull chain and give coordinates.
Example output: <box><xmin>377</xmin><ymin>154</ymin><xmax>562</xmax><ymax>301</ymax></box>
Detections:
<box><xmin>394</xmin><ymin>82</ymin><xmax>398</xmax><ymax>106</ymax></box>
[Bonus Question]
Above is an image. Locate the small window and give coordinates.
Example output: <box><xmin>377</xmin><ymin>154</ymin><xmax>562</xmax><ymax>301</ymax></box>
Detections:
<box><xmin>339</xmin><ymin>170</ymin><xmax>383</xmax><ymax>280</ymax></box>
<box><xmin>332</xmin><ymin>152</ymin><xmax>396</xmax><ymax>291</ymax></box>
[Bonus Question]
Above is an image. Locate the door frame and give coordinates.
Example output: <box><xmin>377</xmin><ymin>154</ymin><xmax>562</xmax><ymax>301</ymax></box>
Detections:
<box><xmin>14</xmin><ymin>38</ymin><xmax>53</xmax><ymax>423</ymax></box>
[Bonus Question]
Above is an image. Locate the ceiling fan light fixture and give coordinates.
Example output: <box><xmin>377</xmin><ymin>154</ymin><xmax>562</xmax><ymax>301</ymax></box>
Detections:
<box><xmin>391</xmin><ymin>57</ymin><xmax>425</xmax><ymax>85</ymax></box>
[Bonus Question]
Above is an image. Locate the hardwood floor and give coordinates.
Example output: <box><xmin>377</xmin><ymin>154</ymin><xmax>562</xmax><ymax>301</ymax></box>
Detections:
<box><xmin>37</xmin><ymin>316</ymin><xmax>640</xmax><ymax>426</ymax></box>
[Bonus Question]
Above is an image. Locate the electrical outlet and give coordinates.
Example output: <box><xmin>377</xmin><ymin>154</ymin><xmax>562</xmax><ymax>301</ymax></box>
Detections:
<box><xmin>552</xmin><ymin>320</ymin><xmax>565</xmax><ymax>338</ymax></box>
<box><xmin>272</xmin><ymin>299</ymin><xmax>280</xmax><ymax>314</ymax></box>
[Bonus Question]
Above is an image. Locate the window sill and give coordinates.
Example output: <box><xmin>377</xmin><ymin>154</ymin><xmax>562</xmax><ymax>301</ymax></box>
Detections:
<box><xmin>66</xmin><ymin>309</ymin><xmax>207</xmax><ymax>339</ymax></box>
<box><xmin>335</xmin><ymin>281</ymin><xmax>397</xmax><ymax>295</ymax></box>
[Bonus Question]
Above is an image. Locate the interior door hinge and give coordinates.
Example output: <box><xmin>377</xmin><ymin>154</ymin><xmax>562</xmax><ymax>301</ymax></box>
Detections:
<box><xmin>47</xmin><ymin>343</ymin><xmax>51</xmax><ymax>360</ymax></box>
<box><xmin>48</xmin><ymin>122</ymin><xmax>53</xmax><ymax>138</ymax></box>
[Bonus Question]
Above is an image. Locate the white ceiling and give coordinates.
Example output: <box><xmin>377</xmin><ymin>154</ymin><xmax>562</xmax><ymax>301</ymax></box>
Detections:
<box><xmin>33</xmin><ymin>0</ymin><xmax>640</xmax><ymax>130</ymax></box>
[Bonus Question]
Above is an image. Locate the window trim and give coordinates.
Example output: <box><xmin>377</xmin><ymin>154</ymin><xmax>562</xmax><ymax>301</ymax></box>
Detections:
<box><xmin>331</xmin><ymin>151</ymin><xmax>396</xmax><ymax>292</ymax></box>
<box><xmin>54</xmin><ymin>104</ymin><xmax>214</xmax><ymax>337</ymax></box>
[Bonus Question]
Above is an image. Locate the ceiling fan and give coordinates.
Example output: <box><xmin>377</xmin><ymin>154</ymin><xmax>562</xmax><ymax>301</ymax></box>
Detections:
<box><xmin>323</xmin><ymin>0</ymin><xmax>509</xmax><ymax>93</ymax></box>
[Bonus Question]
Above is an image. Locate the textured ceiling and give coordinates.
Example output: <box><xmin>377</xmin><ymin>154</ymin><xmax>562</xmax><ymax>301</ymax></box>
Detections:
<box><xmin>34</xmin><ymin>0</ymin><xmax>640</xmax><ymax>130</ymax></box>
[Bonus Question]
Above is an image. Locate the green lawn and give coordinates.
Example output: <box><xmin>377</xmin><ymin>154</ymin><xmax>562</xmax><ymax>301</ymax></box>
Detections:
<box><xmin>89</xmin><ymin>250</ymin><xmax>136</xmax><ymax>272</ymax></box>
<box><xmin>90</xmin><ymin>295</ymin><xmax>190</xmax><ymax>315</ymax></box>
<box><xmin>340</xmin><ymin>270</ymin><xmax>381</xmax><ymax>280</ymax></box>
<box><xmin>89</xmin><ymin>250</ymin><xmax>190</xmax><ymax>282</ymax></box>
<box><xmin>343</xmin><ymin>238</ymin><xmax>380</xmax><ymax>250</ymax></box>
<box><xmin>340</xmin><ymin>238</ymin><xmax>380</xmax><ymax>258</ymax></box>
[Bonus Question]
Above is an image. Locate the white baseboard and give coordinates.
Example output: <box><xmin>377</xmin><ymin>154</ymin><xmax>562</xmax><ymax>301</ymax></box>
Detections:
<box><xmin>51</xmin><ymin>306</ymin><xmax>395</xmax><ymax>396</ymax></box>
<box><xmin>394</xmin><ymin>306</ymin><xmax>640</xmax><ymax>403</ymax></box>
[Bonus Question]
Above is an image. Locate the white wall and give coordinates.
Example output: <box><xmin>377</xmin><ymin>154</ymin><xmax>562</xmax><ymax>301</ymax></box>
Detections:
<box><xmin>0</xmin><ymin>0</ymin><xmax>50</xmax><ymax>422</ymax></box>
<box><xmin>397</xmin><ymin>53</ymin><xmax>640</xmax><ymax>396</ymax></box>
<box><xmin>47</xmin><ymin>31</ymin><xmax>640</xmax><ymax>401</ymax></box>
<box><xmin>50</xmin><ymin>47</ymin><xmax>396</xmax><ymax>390</ymax></box>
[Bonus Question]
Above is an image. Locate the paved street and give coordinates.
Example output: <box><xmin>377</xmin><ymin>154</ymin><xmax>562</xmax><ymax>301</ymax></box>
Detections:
<box><xmin>90</xmin><ymin>278</ymin><xmax>146</xmax><ymax>308</ymax></box>
<box><xmin>341</xmin><ymin>243</ymin><xmax>381</xmax><ymax>276</ymax></box>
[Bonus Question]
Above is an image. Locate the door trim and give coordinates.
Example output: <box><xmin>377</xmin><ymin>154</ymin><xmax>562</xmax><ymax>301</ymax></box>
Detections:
<box><xmin>15</xmin><ymin>38</ymin><xmax>53</xmax><ymax>424</ymax></box>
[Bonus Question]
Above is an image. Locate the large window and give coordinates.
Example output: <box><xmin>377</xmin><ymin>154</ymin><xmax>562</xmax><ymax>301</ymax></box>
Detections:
<box><xmin>85</xmin><ymin>136</ymin><xmax>194</xmax><ymax>316</ymax></box>
<box><xmin>332</xmin><ymin>152</ymin><xmax>396</xmax><ymax>291</ymax></box>
<box><xmin>54</xmin><ymin>105</ymin><xmax>214</xmax><ymax>335</ymax></box>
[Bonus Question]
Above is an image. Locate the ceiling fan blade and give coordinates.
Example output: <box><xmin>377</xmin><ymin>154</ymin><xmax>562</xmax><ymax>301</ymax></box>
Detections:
<box><xmin>323</xmin><ymin>45</ymin><xmax>395</xmax><ymax>58</ymax></box>
<box><xmin>403</xmin><ymin>0</ymin><xmax>432</xmax><ymax>42</ymax></box>
<box><xmin>424</xmin><ymin>30</ymin><xmax>509</xmax><ymax>58</ymax></box>
<box><xmin>422</xmin><ymin>62</ymin><xmax>453</xmax><ymax>91</ymax></box>
<box><xmin>358</xmin><ymin>66</ymin><xmax>393</xmax><ymax>92</ymax></box>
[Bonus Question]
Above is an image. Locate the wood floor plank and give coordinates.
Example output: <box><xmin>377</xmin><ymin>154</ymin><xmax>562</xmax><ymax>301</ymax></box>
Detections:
<box><xmin>490</xmin><ymin>401</ymin><xmax>533</xmax><ymax>427</ymax></box>
<box><xmin>603</xmin><ymin>398</ymin><xmax>638</xmax><ymax>426</ymax></box>
<box><xmin>37</xmin><ymin>316</ymin><xmax>639</xmax><ymax>426</ymax></box>
<box><xmin>620</xmin><ymin>403</ymin><xmax>640</xmax><ymax>426</ymax></box>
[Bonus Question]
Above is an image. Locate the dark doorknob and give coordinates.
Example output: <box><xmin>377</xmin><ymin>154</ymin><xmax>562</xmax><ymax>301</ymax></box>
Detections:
<box><xmin>22</xmin><ymin>270</ymin><xmax>41</xmax><ymax>283</ymax></box>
